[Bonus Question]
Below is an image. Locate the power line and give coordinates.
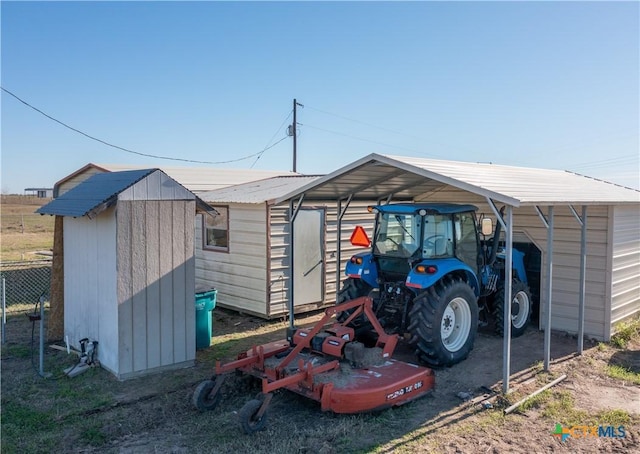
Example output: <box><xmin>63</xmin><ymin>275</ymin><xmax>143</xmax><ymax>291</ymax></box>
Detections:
<box><xmin>305</xmin><ymin>104</ymin><xmax>420</xmax><ymax>139</ymax></box>
<box><xmin>1</xmin><ymin>86</ymin><xmax>284</xmax><ymax>165</ymax></box>
<box><xmin>251</xmin><ymin>110</ymin><xmax>293</xmax><ymax>168</ymax></box>
<box><xmin>301</xmin><ymin>122</ymin><xmax>444</xmax><ymax>157</ymax></box>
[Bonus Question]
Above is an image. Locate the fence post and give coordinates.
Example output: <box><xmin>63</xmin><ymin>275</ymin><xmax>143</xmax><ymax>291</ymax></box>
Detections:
<box><xmin>2</xmin><ymin>277</ymin><xmax>6</xmax><ymax>344</ymax></box>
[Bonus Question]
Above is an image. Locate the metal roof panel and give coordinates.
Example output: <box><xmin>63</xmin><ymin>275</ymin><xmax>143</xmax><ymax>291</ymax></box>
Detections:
<box><xmin>198</xmin><ymin>176</ymin><xmax>322</xmax><ymax>204</ymax></box>
<box><xmin>274</xmin><ymin>153</ymin><xmax>640</xmax><ymax>206</ymax></box>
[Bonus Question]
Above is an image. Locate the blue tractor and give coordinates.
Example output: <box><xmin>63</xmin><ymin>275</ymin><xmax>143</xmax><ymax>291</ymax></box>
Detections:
<box><xmin>338</xmin><ymin>203</ymin><xmax>532</xmax><ymax>367</ymax></box>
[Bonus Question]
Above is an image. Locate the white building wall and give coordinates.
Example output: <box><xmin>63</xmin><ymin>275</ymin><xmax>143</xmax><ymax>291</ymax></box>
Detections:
<box><xmin>63</xmin><ymin>208</ymin><xmax>118</xmax><ymax>373</ymax></box>
<box><xmin>195</xmin><ymin>203</ymin><xmax>268</xmax><ymax>316</ymax></box>
<box><xmin>610</xmin><ymin>204</ymin><xmax>640</xmax><ymax>336</ymax></box>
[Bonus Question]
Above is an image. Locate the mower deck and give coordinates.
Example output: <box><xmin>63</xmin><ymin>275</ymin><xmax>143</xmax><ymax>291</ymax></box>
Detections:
<box><xmin>193</xmin><ymin>297</ymin><xmax>435</xmax><ymax>433</ymax></box>
<box><xmin>235</xmin><ymin>339</ymin><xmax>434</xmax><ymax>414</ymax></box>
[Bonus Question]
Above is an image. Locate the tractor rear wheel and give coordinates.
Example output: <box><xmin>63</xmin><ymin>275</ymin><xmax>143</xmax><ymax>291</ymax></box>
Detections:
<box><xmin>336</xmin><ymin>278</ymin><xmax>372</xmax><ymax>304</ymax></box>
<box><xmin>494</xmin><ymin>280</ymin><xmax>532</xmax><ymax>338</ymax></box>
<box><xmin>408</xmin><ymin>276</ymin><xmax>478</xmax><ymax>367</ymax></box>
<box><xmin>336</xmin><ymin>278</ymin><xmax>372</xmax><ymax>324</ymax></box>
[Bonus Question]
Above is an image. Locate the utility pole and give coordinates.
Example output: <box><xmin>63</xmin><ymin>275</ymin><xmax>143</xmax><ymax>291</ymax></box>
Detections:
<box><xmin>289</xmin><ymin>99</ymin><xmax>303</xmax><ymax>173</ymax></box>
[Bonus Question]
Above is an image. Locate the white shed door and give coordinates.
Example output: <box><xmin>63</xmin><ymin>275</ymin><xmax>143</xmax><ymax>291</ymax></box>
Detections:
<box><xmin>293</xmin><ymin>208</ymin><xmax>325</xmax><ymax>307</ymax></box>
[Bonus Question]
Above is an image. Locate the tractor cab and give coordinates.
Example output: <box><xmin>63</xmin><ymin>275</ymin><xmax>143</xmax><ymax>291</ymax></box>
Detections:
<box><xmin>365</xmin><ymin>203</ymin><xmax>480</xmax><ymax>281</ymax></box>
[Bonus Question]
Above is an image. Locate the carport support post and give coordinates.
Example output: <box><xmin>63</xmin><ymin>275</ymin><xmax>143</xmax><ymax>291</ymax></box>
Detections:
<box><xmin>502</xmin><ymin>206</ymin><xmax>514</xmax><ymax>393</ymax></box>
<box><xmin>544</xmin><ymin>206</ymin><xmax>554</xmax><ymax>371</ymax></box>
<box><xmin>573</xmin><ymin>205</ymin><xmax>588</xmax><ymax>354</ymax></box>
<box><xmin>288</xmin><ymin>195</ymin><xmax>305</xmax><ymax>329</ymax></box>
<box><xmin>335</xmin><ymin>195</ymin><xmax>353</xmax><ymax>303</ymax></box>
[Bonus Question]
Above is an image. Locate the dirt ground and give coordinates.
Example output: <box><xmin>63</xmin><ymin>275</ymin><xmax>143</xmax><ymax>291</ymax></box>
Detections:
<box><xmin>1</xmin><ymin>305</ymin><xmax>638</xmax><ymax>453</ymax></box>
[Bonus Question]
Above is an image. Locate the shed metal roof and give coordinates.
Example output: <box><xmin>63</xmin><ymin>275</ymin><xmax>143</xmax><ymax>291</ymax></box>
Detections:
<box><xmin>38</xmin><ymin>169</ymin><xmax>214</xmax><ymax>219</ymax></box>
<box><xmin>199</xmin><ymin>175</ymin><xmax>322</xmax><ymax>204</ymax></box>
<box><xmin>60</xmin><ymin>163</ymin><xmax>298</xmax><ymax>194</ymax></box>
<box><xmin>39</xmin><ymin>169</ymin><xmax>155</xmax><ymax>217</ymax></box>
<box><xmin>274</xmin><ymin>153</ymin><xmax>640</xmax><ymax>207</ymax></box>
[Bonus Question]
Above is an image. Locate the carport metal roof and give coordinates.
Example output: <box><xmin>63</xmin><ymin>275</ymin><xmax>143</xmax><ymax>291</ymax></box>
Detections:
<box><xmin>279</xmin><ymin>153</ymin><xmax>638</xmax><ymax>394</ymax></box>
<box><xmin>275</xmin><ymin>153</ymin><xmax>639</xmax><ymax>206</ymax></box>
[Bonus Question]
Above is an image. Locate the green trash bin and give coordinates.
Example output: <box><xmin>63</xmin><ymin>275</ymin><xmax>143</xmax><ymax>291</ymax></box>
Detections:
<box><xmin>195</xmin><ymin>287</ymin><xmax>217</xmax><ymax>350</ymax></box>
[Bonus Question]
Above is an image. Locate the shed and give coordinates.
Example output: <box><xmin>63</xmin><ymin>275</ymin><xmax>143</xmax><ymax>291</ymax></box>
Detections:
<box><xmin>38</xmin><ymin>169</ymin><xmax>213</xmax><ymax>379</ymax></box>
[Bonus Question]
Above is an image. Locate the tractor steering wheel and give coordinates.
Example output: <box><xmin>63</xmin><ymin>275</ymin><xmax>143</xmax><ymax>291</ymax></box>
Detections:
<box><xmin>424</xmin><ymin>234</ymin><xmax>445</xmax><ymax>248</ymax></box>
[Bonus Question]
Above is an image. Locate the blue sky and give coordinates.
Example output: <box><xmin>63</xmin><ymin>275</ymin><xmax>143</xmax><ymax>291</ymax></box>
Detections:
<box><xmin>2</xmin><ymin>1</ymin><xmax>639</xmax><ymax>193</ymax></box>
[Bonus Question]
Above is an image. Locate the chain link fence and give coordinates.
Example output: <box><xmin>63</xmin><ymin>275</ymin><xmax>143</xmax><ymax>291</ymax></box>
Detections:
<box><xmin>1</xmin><ymin>260</ymin><xmax>52</xmax><ymax>308</ymax></box>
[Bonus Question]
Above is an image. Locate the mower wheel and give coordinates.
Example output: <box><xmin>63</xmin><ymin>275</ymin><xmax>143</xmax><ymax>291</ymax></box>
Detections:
<box><xmin>192</xmin><ymin>379</ymin><xmax>222</xmax><ymax>412</ymax></box>
<box><xmin>239</xmin><ymin>399</ymin><xmax>268</xmax><ymax>434</ymax></box>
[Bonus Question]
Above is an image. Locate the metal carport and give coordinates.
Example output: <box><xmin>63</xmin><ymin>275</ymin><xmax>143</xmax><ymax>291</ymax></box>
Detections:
<box><xmin>275</xmin><ymin>153</ymin><xmax>640</xmax><ymax>392</ymax></box>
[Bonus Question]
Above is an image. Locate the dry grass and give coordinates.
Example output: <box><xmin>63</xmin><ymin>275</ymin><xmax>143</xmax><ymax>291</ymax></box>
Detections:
<box><xmin>2</xmin><ymin>305</ymin><xmax>639</xmax><ymax>453</ymax></box>
<box><xmin>1</xmin><ymin>195</ymin><xmax>54</xmax><ymax>261</ymax></box>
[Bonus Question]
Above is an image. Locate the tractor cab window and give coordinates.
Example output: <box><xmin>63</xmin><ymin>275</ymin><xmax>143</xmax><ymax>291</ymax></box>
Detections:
<box><xmin>422</xmin><ymin>215</ymin><xmax>454</xmax><ymax>258</ymax></box>
<box><xmin>373</xmin><ymin>213</ymin><xmax>419</xmax><ymax>258</ymax></box>
<box><xmin>454</xmin><ymin>212</ymin><xmax>479</xmax><ymax>269</ymax></box>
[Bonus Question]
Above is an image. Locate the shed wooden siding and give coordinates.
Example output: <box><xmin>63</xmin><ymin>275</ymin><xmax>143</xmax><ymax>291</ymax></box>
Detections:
<box><xmin>63</xmin><ymin>209</ymin><xmax>118</xmax><ymax>373</ymax></box>
<box><xmin>610</xmin><ymin>204</ymin><xmax>640</xmax><ymax>334</ymax></box>
<box><xmin>416</xmin><ymin>187</ymin><xmax>612</xmax><ymax>339</ymax></box>
<box><xmin>195</xmin><ymin>203</ymin><xmax>269</xmax><ymax>316</ymax></box>
<box><xmin>117</xmin><ymin>200</ymin><xmax>196</xmax><ymax>378</ymax></box>
<box><xmin>268</xmin><ymin>201</ymin><xmax>375</xmax><ymax>317</ymax></box>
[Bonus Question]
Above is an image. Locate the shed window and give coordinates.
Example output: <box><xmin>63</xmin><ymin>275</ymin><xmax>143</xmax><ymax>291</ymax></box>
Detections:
<box><xmin>203</xmin><ymin>206</ymin><xmax>229</xmax><ymax>252</ymax></box>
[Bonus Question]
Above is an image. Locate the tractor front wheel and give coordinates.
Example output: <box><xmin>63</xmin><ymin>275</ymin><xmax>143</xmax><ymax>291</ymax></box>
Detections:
<box><xmin>494</xmin><ymin>280</ymin><xmax>532</xmax><ymax>338</ymax></box>
<box><xmin>408</xmin><ymin>276</ymin><xmax>478</xmax><ymax>367</ymax></box>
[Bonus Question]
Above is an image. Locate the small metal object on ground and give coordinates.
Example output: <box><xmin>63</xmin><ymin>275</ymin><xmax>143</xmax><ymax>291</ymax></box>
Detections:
<box><xmin>504</xmin><ymin>374</ymin><xmax>568</xmax><ymax>415</ymax></box>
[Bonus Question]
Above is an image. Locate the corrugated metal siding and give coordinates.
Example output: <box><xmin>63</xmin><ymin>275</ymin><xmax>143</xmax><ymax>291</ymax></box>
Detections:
<box><xmin>117</xmin><ymin>200</ymin><xmax>196</xmax><ymax>379</ymax></box>
<box><xmin>611</xmin><ymin>204</ymin><xmax>640</xmax><ymax>332</ymax></box>
<box><xmin>63</xmin><ymin>209</ymin><xmax>118</xmax><ymax>373</ymax></box>
<box><xmin>195</xmin><ymin>204</ymin><xmax>268</xmax><ymax>316</ymax></box>
<box><xmin>415</xmin><ymin>187</ymin><xmax>611</xmax><ymax>339</ymax></box>
<box><xmin>267</xmin><ymin>200</ymin><xmax>375</xmax><ymax>318</ymax></box>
